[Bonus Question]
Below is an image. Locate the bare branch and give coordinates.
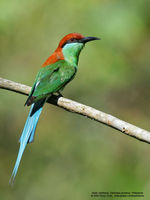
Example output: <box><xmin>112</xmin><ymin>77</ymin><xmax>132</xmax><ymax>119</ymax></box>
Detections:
<box><xmin>0</xmin><ymin>77</ymin><xmax>150</xmax><ymax>144</ymax></box>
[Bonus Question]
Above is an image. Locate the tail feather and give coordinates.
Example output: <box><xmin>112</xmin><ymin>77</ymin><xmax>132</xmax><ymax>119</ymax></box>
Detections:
<box><xmin>28</xmin><ymin>104</ymin><xmax>43</xmax><ymax>143</ymax></box>
<box><xmin>9</xmin><ymin>99</ymin><xmax>45</xmax><ymax>184</ymax></box>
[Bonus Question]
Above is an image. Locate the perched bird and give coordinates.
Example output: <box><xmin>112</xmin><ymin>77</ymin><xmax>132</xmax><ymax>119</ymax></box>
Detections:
<box><xmin>10</xmin><ymin>33</ymin><xmax>100</xmax><ymax>183</ymax></box>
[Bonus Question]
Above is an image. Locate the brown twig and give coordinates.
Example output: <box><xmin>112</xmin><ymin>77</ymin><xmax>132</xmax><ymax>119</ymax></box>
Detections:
<box><xmin>0</xmin><ymin>77</ymin><xmax>150</xmax><ymax>144</ymax></box>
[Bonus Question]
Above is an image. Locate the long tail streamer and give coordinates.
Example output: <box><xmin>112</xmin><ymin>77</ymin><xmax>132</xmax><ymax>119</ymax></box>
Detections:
<box><xmin>9</xmin><ymin>99</ymin><xmax>45</xmax><ymax>184</ymax></box>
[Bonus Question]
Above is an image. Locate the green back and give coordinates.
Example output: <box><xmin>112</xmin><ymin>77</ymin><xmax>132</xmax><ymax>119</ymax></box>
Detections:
<box><xmin>31</xmin><ymin>60</ymin><xmax>76</xmax><ymax>101</ymax></box>
<box><xmin>29</xmin><ymin>42</ymin><xmax>84</xmax><ymax>103</ymax></box>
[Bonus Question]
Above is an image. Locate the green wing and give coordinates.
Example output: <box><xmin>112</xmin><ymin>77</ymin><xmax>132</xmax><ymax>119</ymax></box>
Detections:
<box><xmin>26</xmin><ymin>60</ymin><xmax>76</xmax><ymax>105</ymax></box>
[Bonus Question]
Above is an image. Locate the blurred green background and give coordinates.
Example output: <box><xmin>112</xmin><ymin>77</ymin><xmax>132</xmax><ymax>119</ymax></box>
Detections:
<box><xmin>0</xmin><ymin>0</ymin><xmax>150</xmax><ymax>199</ymax></box>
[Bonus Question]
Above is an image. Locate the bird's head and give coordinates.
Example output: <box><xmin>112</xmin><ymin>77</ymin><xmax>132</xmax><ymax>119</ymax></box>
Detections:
<box><xmin>57</xmin><ymin>33</ymin><xmax>100</xmax><ymax>66</ymax></box>
<box><xmin>42</xmin><ymin>33</ymin><xmax>100</xmax><ymax>67</ymax></box>
<box><xmin>58</xmin><ymin>33</ymin><xmax>100</xmax><ymax>48</ymax></box>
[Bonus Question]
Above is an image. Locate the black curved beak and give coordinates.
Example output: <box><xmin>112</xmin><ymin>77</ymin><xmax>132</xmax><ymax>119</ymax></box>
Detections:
<box><xmin>81</xmin><ymin>36</ymin><xmax>101</xmax><ymax>43</ymax></box>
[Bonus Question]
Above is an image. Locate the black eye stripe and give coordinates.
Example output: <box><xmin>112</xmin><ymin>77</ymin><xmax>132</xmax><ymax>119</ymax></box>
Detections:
<box><xmin>61</xmin><ymin>38</ymin><xmax>81</xmax><ymax>48</ymax></box>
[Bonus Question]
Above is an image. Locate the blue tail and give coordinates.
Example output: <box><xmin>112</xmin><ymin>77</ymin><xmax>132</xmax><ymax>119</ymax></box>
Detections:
<box><xmin>9</xmin><ymin>99</ymin><xmax>45</xmax><ymax>184</ymax></box>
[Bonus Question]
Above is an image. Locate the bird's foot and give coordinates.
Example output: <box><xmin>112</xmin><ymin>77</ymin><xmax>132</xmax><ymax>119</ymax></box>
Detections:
<box><xmin>57</xmin><ymin>92</ymin><xmax>63</xmax><ymax>97</ymax></box>
<box><xmin>53</xmin><ymin>92</ymin><xmax>63</xmax><ymax>97</ymax></box>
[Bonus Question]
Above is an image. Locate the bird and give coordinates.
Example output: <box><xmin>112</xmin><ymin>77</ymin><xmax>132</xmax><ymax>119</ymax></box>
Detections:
<box><xmin>10</xmin><ymin>33</ymin><xmax>100</xmax><ymax>184</ymax></box>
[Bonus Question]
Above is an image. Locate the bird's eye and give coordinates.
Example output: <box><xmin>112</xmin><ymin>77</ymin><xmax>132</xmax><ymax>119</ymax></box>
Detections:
<box><xmin>69</xmin><ymin>38</ymin><xmax>78</xmax><ymax>42</ymax></box>
<box><xmin>61</xmin><ymin>38</ymin><xmax>78</xmax><ymax>48</ymax></box>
